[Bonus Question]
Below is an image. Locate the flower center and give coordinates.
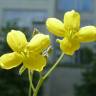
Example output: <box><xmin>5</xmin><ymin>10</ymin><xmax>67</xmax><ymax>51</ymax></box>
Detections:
<box><xmin>65</xmin><ymin>27</ymin><xmax>78</xmax><ymax>40</ymax></box>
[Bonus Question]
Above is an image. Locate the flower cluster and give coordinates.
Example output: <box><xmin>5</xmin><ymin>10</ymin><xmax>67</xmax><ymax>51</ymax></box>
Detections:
<box><xmin>0</xmin><ymin>10</ymin><xmax>96</xmax><ymax>96</ymax></box>
<box><xmin>0</xmin><ymin>30</ymin><xmax>50</xmax><ymax>72</ymax></box>
<box><xmin>0</xmin><ymin>10</ymin><xmax>96</xmax><ymax>72</ymax></box>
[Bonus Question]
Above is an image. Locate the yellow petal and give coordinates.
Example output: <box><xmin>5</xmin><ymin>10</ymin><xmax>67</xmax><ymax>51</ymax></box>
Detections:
<box><xmin>76</xmin><ymin>26</ymin><xmax>96</xmax><ymax>42</ymax></box>
<box><xmin>7</xmin><ymin>30</ymin><xmax>27</xmax><ymax>52</ymax></box>
<box><xmin>0</xmin><ymin>52</ymin><xmax>23</xmax><ymax>69</ymax></box>
<box><xmin>27</xmin><ymin>34</ymin><xmax>50</xmax><ymax>53</ymax></box>
<box><xmin>23</xmin><ymin>54</ymin><xmax>46</xmax><ymax>72</ymax></box>
<box><xmin>64</xmin><ymin>10</ymin><xmax>80</xmax><ymax>31</ymax></box>
<box><xmin>46</xmin><ymin>18</ymin><xmax>65</xmax><ymax>37</ymax></box>
<box><xmin>57</xmin><ymin>37</ymin><xmax>80</xmax><ymax>55</ymax></box>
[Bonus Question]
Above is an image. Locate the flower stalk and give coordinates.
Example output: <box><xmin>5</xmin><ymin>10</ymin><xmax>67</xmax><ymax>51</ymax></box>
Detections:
<box><xmin>33</xmin><ymin>53</ymin><xmax>64</xmax><ymax>96</ymax></box>
<box><xmin>43</xmin><ymin>53</ymin><xmax>64</xmax><ymax>80</ymax></box>
<box><xmin>28</xmin><ymin>70</ymin><xmax>35</xmax><ymax>92</ymax></box>
<box><xmin>28</xmin><ymin>85</ymin><xmax>31</xmax><ymax>96</ymax></box>
<box><xmin>33</xmin><ymin>76</ymin><xmax>44</xmax><ymax>96</ymax></box>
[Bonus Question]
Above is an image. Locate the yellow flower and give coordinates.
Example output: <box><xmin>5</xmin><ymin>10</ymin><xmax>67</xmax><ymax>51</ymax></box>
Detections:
<box><xmin>46</xmin><ymin>10</ymin><xmax>96</xmax><ymax>55</ymax></box>
<box><xmin>0</xmin><ymin>30</ymin><xmax>50</xmax><ymax>72</ymax></box>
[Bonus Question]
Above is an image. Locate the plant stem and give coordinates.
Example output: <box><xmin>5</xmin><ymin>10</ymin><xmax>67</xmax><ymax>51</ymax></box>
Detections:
<box><xmin>33</xmin><ymin>76</ymin><xmax>44</xmax><ymax>96</ymax></box>
<box><xmin>28</xmin><ymin>84</ymin><xmax>31</xmax><ymax>96</ymax></box>
<box><xmin>33</xmin><ymin>53</ymin><xmax>64</xmax><ymax>96</ymax></box>
<box><xmin>43</xmin><ymin>53</ymin><xmax>64</xmax><ymax>80</ymax></box>
<box><xmin>28</xmin><ymin>70</ymin><xmax>35</xmax><ymax>92</ymax></box>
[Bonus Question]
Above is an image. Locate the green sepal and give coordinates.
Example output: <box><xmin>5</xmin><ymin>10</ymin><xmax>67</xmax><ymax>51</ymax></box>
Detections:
<box><xmin>19</xmin><ymin>65</ymin><xmax>26</xmax><ymax>75</ymax></box>
<box><xmin>32</xmin><ymin>28</ymin><xmax>40</xmax><ymax>37</ymax></box>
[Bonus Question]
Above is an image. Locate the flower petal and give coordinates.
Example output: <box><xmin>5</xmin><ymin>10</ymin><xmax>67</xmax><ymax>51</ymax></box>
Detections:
<box><xmin>57</xmin><ymin>37</ymin><xmax>80</xmax><ymax>55</ymax></box>
<box><xmin>27</xmin><ymin>34</ymin><xmax>50</xmax><ymax>53</ymax></box>
<box><xmin>23</xmin><ymin>54</ymin><xmax>46</xmax><ymax>72</ymax></box>
<box><xmin>46</xmin><ymin>18</ymin><xmax>65</xmax><ymax>37</ymax></box>
<box><xmin>0</xmin><ymin>52</ymin><xmax>23</xmax><ymax>69</ymax></box>
<box><xmin>7</xmin><ymin>30</ymin><xmax>27</xmax><ymax>52</ymax></box>
<box><xmin>64</xmin><ymin>10</ymin><xmax>80</xmax><ymax>31</ymax></box>
<box><xmin>76</xmin><ymin>26</ymin><xmax>96</xmax><ymax>42</ymax></box>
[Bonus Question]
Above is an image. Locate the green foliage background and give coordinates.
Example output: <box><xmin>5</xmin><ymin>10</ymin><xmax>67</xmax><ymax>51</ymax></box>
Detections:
<box><xmin>74</xmin><ymin>48</ymin><xmax>96</xmax><ymax>96</ymax></box>
<box><xmin>74</xmin><ymin>62</ymin><xmax>96</xmax><ymax>96</ymax></box>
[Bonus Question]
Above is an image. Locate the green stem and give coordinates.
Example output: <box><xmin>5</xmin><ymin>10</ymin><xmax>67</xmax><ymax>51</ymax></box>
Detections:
<box><xmin>28</xmin><ymin>70</ymin><xmax>35</xmax><ymax>92</ymax></box>
<box><xmin>33</xmin><ymin>53</ymin><xmax>64</xmax><ymax>96</ymax></box>
<box><xmin>33</xmin><ymin>76</ymin><xmax>44</xmax><ymax>96</ymax></box>
<box><xmin>28</xmin><ymin>84</ymin><xmax>31</xmax><ymax>96</ymax></box>
<box><xmin>43</xmin><ymin>53</ymin><xmax>64</xmax><ymax>80</ymax></box>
